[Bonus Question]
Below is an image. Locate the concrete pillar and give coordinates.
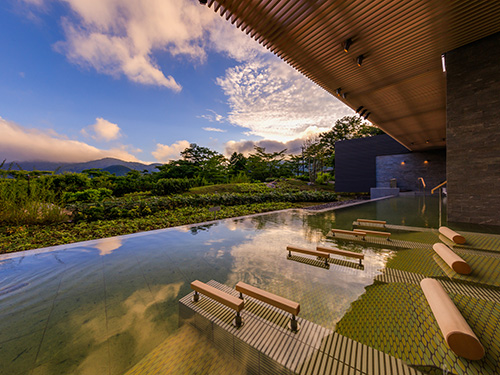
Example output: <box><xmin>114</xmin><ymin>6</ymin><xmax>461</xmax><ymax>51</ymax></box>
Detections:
<box><xmin>446</xmin><ymin>32</ymin><xmax>500</xmax><ymax>226</ymax></box>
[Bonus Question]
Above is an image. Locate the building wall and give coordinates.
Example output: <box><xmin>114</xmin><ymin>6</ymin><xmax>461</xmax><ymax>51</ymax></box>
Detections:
<box><xmin>446</xmin><ymin>32</ymin><xmax>500</xmax><ymax>226</ymax></box>
<box><xmin>335</xmin><ymin>135</ymin><xmax>409</xmax><ymax>192</ymax></box>
<box><xmin>376</xmin><ymin>150</ymin><xmax>446</xmax><ymax>192</ymax></box>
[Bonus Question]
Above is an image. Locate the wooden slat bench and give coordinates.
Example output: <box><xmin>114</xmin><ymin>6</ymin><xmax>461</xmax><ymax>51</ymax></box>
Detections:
<box><xmin>357</xmin><ymin>218</ymin><xmax>386</xmax><ymax>227</ymax></box>
<box><xmin>286</xmin><ymin>246</ymin><xmax>329</xmax><ymax>266</ymax></box>
<box><xmin>316</xmin><ymin>245</ymin><xmax>364</xmax><ymax>265</ymax></box>
<box><xmin>331</xmin><ymin>228</ymin><xmax>367</xmax><ymax>240</ymax></box>
<box><xmin>439</xmin><ymin>226</ymin><xmax>466</xmax><ymax>244</ymax></box>
<box><xmin>421</xmin><ymin>278</ymin><xmax>485</xmax><ymax>360</ymax></box>
<box><xmin>354</xmin><ymin>228</ymin><xmax>391</xmax><ymax>241</ymax></box>
<box><xmin>432</xmin><ymin>243</ymin><xmax>471</xmax><ymax>275</ymax></box>
<box><xmin>235</xmin><ymin>281</ymin><xmax>301</xmax><ymax>332</ymax></box>
<box><xmin>191</xmin><ymin>280</ymin><xmax>245</xmax><ymax>327</ymax></box>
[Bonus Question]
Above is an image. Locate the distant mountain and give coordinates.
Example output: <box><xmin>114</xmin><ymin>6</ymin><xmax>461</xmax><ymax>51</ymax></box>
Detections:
<box><xmin>102</xmin><ymin>165</ymin><xmax>133</xmax><ymax>176</ymax></box>
<box><xmin>4</xmin><ymin>158</ymin><xmax>162</xmax><ymax>174</ymax></box>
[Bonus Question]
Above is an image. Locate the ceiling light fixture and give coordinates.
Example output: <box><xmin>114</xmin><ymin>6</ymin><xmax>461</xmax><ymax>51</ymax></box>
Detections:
<box><xmin>342</xmin><ymin>92</ymin><xmax>347</xmax><ymax>99</ymax></box>
<box><xmin>356</xmin><ymin>106</ymin><xmax>364</xmax><ymax>113</ymax></box>
<box><xmin>364</xmin><ymin>112</ymin><xmax>371</xmax><ymax>120</ymax></box>
<box><xmin>343</xmin><ymin>38</ymin><xmax>352</xmax><ymax>53</ymax></box>
<box><xmin>335</xmin><ymin>88</ymin><xmax>342</xmax><ymax>96</ymax></box>
<box><xmin>356</xmin><ymin>55</ymin><xmax>364</xmax><ymax>66</ymax></box>
<box><xmin>360</xmin><ymin>109</ymin><xmax>367</xmax><ymax>116</ymax></box>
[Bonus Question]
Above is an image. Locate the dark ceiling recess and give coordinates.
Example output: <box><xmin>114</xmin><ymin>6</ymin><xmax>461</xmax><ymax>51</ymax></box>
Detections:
<box><xmin>204</xmin><ymin>0</ymin><xmax>500</xmax><ymax>151</ymax></box>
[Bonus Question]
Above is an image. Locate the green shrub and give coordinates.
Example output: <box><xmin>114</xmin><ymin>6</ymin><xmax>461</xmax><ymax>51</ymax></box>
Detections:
<box><xmin>70</xmin><ymin>190</ymin><xmax>338</xmax><ymax>222</ymax></box>
<box><xmin>152</xmin><ymin>178</ymin><xmax>192</xmax><ymax>196</ymax></box>
<box><xmin>62</xmin><ymin>188</ymin><xmax>113</xmax><ymax>204</ymax></box>
<box><xmin>229</xmin><ymin>172</ymin><xmax>251</xmax><ymax>184</ymax></box>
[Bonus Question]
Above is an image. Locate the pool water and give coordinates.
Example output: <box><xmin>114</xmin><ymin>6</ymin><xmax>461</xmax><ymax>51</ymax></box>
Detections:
<box><xmin>0</xmin><ymin>196</ymin><xmax>451</xmax><ymax>374</ymax></box>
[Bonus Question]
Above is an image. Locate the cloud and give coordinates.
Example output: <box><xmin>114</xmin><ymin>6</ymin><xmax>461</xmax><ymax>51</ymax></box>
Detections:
<box><xmin>37</xmin><ymin>0</ymin><xmax>266</xmax><ymax>91</ymax></box>
<box><xmin>198</xmin><ymin>109</ymin><xmax>224</xmax><ymax>123</ymax></box>
<box><xmin>0</xmin><ymin>116</ymin><xmax>139</xmax><ymax>162</ymax></box>
<box><xmin>81</xmin><ymin>117</ymin><xmax>121</xmax><ymax>141</ymax></box>
<box><xmin>202</xmin><ymin>127</ymin><xmax>226</xmax><ymax>133</ymax></box>
<box><xmin>217</xmin><ymin>57</ymin><xmax>354</xmax><ymax>142</ymax></box>
<box><xmin>152</xmin><ymin>140</ymin><xmax>190</xmax><ymax>162</ymax></box>
<box><xmin>225</xmin><ymin>138</ymin><xmax>305</xmax><ymax>157</ymax></box>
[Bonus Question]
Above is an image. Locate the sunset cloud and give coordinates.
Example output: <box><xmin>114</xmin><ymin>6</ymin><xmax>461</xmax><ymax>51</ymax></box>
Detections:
<box><xmin>152</xmin><ymin>140</ymin><xmax>190</xmax><ymax>162</ymax></box>
<box><xmin>0</xmin><ymin>116</ymin><xmax>139</xmax><ymax>162</ymax></box>
<box><xmin>81</xmin><ymin>117</ymin><xmax>121</xmax><ymax>141</ymax></box>
<box><xmin>224</xmin><ymin>138</ymin><xmax>305</xmax><ymax>157</ymax></box>
<box><xmin>217</xmin><ymin>57</ymin><xmax>354</xmax><ymax>142</ymax></box>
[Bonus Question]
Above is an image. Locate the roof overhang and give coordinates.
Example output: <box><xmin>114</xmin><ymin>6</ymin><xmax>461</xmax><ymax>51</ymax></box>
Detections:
<box><xmin>204</xmin><ymin>0</ymin><xmax>500</xmax><ymax>151</ymax></box>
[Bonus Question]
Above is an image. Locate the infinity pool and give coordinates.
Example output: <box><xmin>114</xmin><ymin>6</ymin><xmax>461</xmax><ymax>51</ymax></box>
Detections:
<box><xmin>0</xmin><ymin>196</ymin><xmax>446</xmax><ymax>374</ymax></box>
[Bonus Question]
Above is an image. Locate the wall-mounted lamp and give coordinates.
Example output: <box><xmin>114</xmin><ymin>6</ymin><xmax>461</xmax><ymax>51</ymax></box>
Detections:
<box><xmin>356</xmin><ymin>106</ymin><xmax>364</xmax><ymax>113</ymax></box>
<box><xmin>424</xmin><ymin>160</ymin><xmax>429</xmax><ymax>164</ymax></box>
<box><xmin>364</xmin><ymin>112</ymin><xmax>371</xmax><ymax>120</ymax></box>
<box><xmin>343</xmin><ymin>38</ymin><xmax>352</xmax><ymax>53</ymax></box>
<box><xmin>401</xmin><ymin>161</ymin><xmax>406</xmax><ymax>165</ymax></box>
<box><xmin>356</xmin><ymin>55</ymin><xmax>364</xmax><ymax>66</ymax></box>
<box><xmin>335</xmin><ymin>88</ymin><xmax>342</xmax><ymax>96</ymax></box>
<box><xmin>425</xmin><ymin>140</ymin><xmax>430</xmax><ymax>144</ymax></box>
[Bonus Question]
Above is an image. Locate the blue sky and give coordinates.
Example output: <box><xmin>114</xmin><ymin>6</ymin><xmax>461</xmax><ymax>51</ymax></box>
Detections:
<box><xmin>0</xmin><ymin>0</ymin><xmax>353</xmax><ymax>164</ymax></box>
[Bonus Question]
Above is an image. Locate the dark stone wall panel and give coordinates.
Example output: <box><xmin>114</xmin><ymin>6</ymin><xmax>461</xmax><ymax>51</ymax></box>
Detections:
<box><xmin>335</xmin><ymin>135</ymin><xmax>409</xmax><ymax>192</ymax></box>
<box><xmin>446</xmin><ymin>32</ymin><xmax>500</xmax><ymax>226</ymax></box>
<box><xmin>376</xmin><ymin>150</ymin><xmax>446</xmax><ymax>192</ymax></box>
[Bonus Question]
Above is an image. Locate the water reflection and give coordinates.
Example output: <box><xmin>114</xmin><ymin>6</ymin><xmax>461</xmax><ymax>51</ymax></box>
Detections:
<box><xmin>93</xmin><ymin>237</ymin><xmax>123</xmax><ymax>256</ymax></box>
<box><xmin>1</xmin><ymin>197</ymin><xmax>434</xmax><ymax>374</ymax></box>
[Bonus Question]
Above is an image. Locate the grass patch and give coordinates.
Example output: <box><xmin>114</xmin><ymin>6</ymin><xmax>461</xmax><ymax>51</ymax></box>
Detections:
<box><xmin>0</xmin><ymin>202</ymin><xmax>300</xmax><ymax>253</ymax></box>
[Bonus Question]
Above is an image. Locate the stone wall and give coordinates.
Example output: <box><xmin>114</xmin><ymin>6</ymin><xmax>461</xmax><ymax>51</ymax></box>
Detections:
<box><xmin>376</xmin><ymin>150</ymin><xmax>446</xmax><ymax>192</ymax></box>
<box><xmin>335</xmin><ymin>134</ymin><xmax>409</xmax><ymax>192</ymax></box>
<box><xmin>446</xmin><ymin>32</ymin><xmax>500</xmax><ymax>226</ymax></box>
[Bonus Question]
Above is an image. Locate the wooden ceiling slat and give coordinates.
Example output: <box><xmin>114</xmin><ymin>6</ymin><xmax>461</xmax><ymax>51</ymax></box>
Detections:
<box><xmin>206</xmin><ymin>0</ymin><xmax>500</xmax><ymax>150</ymax></box>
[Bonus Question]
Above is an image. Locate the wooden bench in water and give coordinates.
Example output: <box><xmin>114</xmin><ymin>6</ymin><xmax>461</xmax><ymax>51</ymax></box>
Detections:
<box><xmin>287</xmin><ymin>245</ymin><xmax>329</xmax><ymax>266</ymax></box>
<box><xmin>421</xmin><ymin>278</ymin><xmax>485</xmax><ymax>360</ymax></box>
<box><xmin>191</xmin><ymin>280</ymin><xmax>245</xmax><ymax>327</ymax></box>
<box><xmin>235</xmin><ymin>281</ymin><xmax>301</xmax><ymax>332</ymax></box>
<box><xmin>354</xmin><ymin>228</ymin><xmax>391</xmax><ymax>240</ymax></box>
<box><xmin>432</xmin><ymin>243</ymin><xmax>471</xmax><ymax>275</ymax></box>
<box><xmin>357</xmin><ymin>218</ymin><xmax>386</xmax><ymax>227</ymax></box>
<box><xmin>439</xmin><ymin>226</ymin><xmax>466</xmax><ymax>244</ymax></box>
<box><xmin>331</xmin><ymin>228</ymin><xmax>367</xmax><ymax>240</ymax></box>
<box><xmin>316</xmin><ymin>245</ymin><xmax>364</xmax><ymax>265</ymax></box>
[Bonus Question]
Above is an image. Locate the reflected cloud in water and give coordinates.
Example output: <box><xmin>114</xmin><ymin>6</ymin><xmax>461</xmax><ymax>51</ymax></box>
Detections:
<box><xmin>93</xmin><ymin>237</ymin><xmax>123</xmax><ymax>256</ymax></box>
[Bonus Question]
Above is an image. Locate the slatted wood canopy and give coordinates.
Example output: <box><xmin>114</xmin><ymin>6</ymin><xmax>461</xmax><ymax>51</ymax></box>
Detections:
<box><xmin>203</xmin><ymin>0</ymin><xmax>500</xmax><ymax>151</ymax></box>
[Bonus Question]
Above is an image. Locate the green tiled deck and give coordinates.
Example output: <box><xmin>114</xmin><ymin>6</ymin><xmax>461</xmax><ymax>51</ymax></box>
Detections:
<box><xmin>328</xmin><ymin>223</ymin><xmax>500</xmax><ymax>375</ymax></box>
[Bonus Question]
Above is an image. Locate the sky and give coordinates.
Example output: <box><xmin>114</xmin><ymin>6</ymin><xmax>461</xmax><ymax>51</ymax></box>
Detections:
<box><xmin>0</xmin><ymin>0</ymin><xmax>354</xmax><ymax>164</ymax></box>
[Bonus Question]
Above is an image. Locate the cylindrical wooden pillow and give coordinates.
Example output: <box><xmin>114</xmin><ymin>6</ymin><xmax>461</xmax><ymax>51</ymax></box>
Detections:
<box><xmin>439</xmin><ymin>226</ymin><xmax>466</xmax><ymax>244</ymax></box>
<box><xmin>421</xmin><ymin>278</ymin><xmax>485</xmax><ymax>360</ymax></box>
<box><xmin>433</xmin><ymin>243</ymin><xmax>471</xmax><ymax>275</ymax></box>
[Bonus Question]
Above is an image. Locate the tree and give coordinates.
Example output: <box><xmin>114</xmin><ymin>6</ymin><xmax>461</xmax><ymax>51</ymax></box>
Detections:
<box><xmin>246</xmin><ymin>146</ymin><xmax>289</xmax><ymax>181</ymax></box>
<box><xmin>228</xmin><ymin>152</ymin><xmax>247</xmax><ymax>176</ymax></box>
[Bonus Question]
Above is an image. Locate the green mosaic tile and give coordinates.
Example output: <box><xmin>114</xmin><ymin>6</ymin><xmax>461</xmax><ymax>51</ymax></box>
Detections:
<box><xmin>335</xmin><ymin>282</ymin><xmax>500</xmax><ymax>375</ymax></box>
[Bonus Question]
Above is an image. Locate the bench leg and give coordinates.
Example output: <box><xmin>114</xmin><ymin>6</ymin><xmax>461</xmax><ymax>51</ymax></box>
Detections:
<box><xmin>288</xmin><ymin>250</ymin><xmax>292</xmax><ymax>257</ymax></box>
<box><xmin>192</xmin><ymin>290</ymin><xmax>199</xmax><ymax>302</ymax></box>
<box><xmin>359</xmin><ymin>259</ymin><xmax>362</xmax><ymax>266</ymax></box>
<box><xmin>233</xmin><ymin>311</ymin><xmax>243</xmax><ymax>328</ymax></box>
<box><xmin>289</xmin><ymin>315</ymin><xmax>300</xmax><ymax>332</ymax></box>
<box><xmin>239</xmin><ymin>292</ymin><xmax>244</xmax><ymax>300</ymax></box>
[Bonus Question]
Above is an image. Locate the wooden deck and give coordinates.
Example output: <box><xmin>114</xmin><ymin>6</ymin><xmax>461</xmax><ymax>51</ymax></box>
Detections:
<box><xmin>179</xmin><ymin>280</ymin><xmax>421</xmax><ymax>375</ymax></box>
